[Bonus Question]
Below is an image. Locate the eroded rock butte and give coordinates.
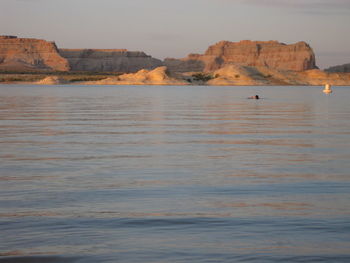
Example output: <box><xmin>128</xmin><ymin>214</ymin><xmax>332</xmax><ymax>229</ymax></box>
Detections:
<box><xmin>165</xmin><ymin>40</ymin><xmax>317</xmax><ymax>72</ymax></box>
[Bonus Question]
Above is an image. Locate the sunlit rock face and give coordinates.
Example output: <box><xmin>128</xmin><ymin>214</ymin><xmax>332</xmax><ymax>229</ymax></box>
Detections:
<box><xmin>59</xmin><ymin>49</ymin><xmax>163</xmax><ymax>73</ymax></box>
<box><xmin>0</xmin><ymin>36</ymin><xmax>70</xmax><ymax>71</ymax></box>
<box><xmin>165</xmin><ymin>40</ymin><xmax>317</xmax><ymax>72</ymax></box>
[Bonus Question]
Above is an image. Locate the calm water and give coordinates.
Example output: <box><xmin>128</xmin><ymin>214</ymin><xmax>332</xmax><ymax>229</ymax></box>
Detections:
<box><xmin>0</xmin><ymin>85</ymin><xmax>350</xmax><ymax>262</ymax></box>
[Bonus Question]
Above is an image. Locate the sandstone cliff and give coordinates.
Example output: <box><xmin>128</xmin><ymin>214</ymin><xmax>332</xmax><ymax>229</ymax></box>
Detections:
<box><xmin>59</xmin><ymin>49</ymin><xmax>163</xmax><ymax>73</ymax></box>
<box><xmin>165</xmin><ymin>40</ymin><xmax>317</xmax><ymax>72</ymax></box>
<box><xmin>85</xmin><ymin>66</ymin><xmax>187</xmax><ymax>85</ymax></box>
<box><xmin>0</xmin><ymin>36</ymin><xmax>70</xmax><ymax>71</ymax></box>
<box><xmin>325</xmin><ymin>63</ymin><xmax>350</xmax><ymax>73</ymax></box>
<box><xmin>0</xmin><ymin>36</ymin><xmax>163</xmax><ymax>73</ymax></box>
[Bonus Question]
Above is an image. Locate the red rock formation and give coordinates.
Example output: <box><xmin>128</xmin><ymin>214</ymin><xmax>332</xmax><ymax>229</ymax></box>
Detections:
<box><xmin>165</xmin><ymin>40</ymin><xmax>317</xmax><ymax>72</ymax></box>
<box><xmin>0</xmin><ymin>36</ymin><xmax>70</xmax><ymax>71</ymax></box>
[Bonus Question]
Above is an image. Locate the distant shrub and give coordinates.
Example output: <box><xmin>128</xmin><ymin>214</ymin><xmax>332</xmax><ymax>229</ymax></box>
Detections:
<box><xmin>235</xmin><ymin>74</ymin><xmax>240</xmax><ymax>78</ymax></box>
<box><xmin>192</xmin><ymin>73</ymin><xmax>214</xmax><ymax>82</ymax></box>
<box><xmin>0</xmin><ymin>75</ymin><xmax>42</xmax><ymax>82</ymax></box>
<box><xmin>69</xmin><ymin>76</ymin><xmax>107</xmax><ymax>82</ymax></box>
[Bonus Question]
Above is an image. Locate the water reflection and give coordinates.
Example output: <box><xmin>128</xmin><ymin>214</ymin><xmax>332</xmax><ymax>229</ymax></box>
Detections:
<box><xmin>0</xmin><ymin>85</ymin><xmax>350</xmax><ymax>262</ymax></box>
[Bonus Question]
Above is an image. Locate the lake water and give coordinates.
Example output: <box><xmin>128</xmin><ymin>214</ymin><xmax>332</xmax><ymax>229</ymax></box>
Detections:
<box><xmin>0</xmin><ymin>85</ymin><xmax>350</xmax><ymax>262</ymax></box>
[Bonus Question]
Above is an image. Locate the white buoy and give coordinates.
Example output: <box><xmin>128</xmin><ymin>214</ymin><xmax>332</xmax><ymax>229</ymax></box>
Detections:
<box><xmin>323</xmin><ymin>84</ymin><xmax>332</xmax><ymax>94</ymax></box>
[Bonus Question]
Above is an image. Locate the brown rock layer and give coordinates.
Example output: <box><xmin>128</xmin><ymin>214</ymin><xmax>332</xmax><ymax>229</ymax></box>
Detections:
<box><xmin>0</xmin><ymin>36</ymin><xmax>70</xmax><ymax>71</ymax></box>
<box><xmin>165</xmin><ymin>40</ymin><xmax>317</xmax><ymax>72</ymax></box>
<box><xmin>59</xmin><ymin>49</ymin><xmax>163</xmax><ymax>73</ymax></box>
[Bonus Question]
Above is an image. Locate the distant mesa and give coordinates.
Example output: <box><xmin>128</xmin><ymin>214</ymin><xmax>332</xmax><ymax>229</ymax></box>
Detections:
<box><xmin>325</xmin><ymin>63</ymin><xmax>350</xmax><ymax>73</ymax></box>
<box><xmin>165</xmin><ymin>40</ymin><xmax>317</xmax><ymax>72</ymax></box>
<box><xmin>59</xmin><ymin>49</ymin><xmax>163</xmax><ymax>73</ymax></box>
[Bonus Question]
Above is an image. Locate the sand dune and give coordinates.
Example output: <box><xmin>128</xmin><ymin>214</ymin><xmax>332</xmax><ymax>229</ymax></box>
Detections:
<box><xmin>85</xmin><ymin>66</ymin><xmax>188</xmax><ymax>85</ymax></box>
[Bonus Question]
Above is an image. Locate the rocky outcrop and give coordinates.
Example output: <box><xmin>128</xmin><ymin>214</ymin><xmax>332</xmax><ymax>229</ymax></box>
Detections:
<box><xmin>165</xmin><ymin>40</ymin><xmax>317</xmax><ymax>72</ymax></box>
<box><xmin>85</xmin><ymin>66</ymin><xmax>187</xmax><ymax>85</ymax></box>
<box><xmin>0</xmin><ymin>36</ymin><xmax>70</xmax><ymax>71</ymax></box>
<box><xmin>205</xmin><ymin>65</ymin><xmax>350</xmax><ymax>86</ymax></box>
<box><xmin>297</xmin><ymin>69</ymin><xmax>350</xmax><ymax>85</ymax></box>
<box><xmin>207</xmin><ymin>65</ymin><xmax>271</xmax><ymax>86</ymax></box>
<box><xmin>59</xmin><ymin>49</ymin><xmax>163</xmax><ymax>73</ymax></box>
<box><xmin>325</xmin><ymin>63</ymin><xmax>350</xmax><ymax>73</ymax></box>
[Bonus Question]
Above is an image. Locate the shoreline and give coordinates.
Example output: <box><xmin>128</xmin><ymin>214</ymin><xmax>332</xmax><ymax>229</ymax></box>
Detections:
<box><xmin>1</xmin><ymin>82</ymin><xmax>349</xmax><ymax>87</ymax></box>
<box><xmin>1</xmin><ymin>66</ymin><xmax>350</xmax><ymax>86</ymax></box>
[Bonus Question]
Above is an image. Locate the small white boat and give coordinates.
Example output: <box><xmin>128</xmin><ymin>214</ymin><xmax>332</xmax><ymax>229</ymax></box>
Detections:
<box><xmin>323</xmin><ymin>84</ymin><xmax>332</xmax><ymax>94</ymax></box>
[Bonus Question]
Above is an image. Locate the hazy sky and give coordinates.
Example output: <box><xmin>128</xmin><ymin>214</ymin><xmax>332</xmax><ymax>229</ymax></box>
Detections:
<box><xmin>1</xmin><ymin>0</ymin><xmax>350</xmax><ymax>69</ymax></box>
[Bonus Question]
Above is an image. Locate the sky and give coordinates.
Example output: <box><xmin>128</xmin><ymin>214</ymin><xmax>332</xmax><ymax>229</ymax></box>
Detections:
<box><xmin>1</xmin><ymin>0</ymin><xmax>350</xmax><ymax>69</ymax></box>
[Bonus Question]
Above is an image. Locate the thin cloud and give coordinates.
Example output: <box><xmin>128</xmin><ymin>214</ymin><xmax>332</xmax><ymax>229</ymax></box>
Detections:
<box><xmin>241</xmin><ymin>0</ymin><xmax>350</xmax><ymax>13</ymax></box>
<box><xmin>12</xmin><ymin>0</ymin><xmax>44</xmax><ymax>2</ymax></box>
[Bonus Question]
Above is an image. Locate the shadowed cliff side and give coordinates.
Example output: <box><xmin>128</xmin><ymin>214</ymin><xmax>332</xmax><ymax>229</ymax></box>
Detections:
<box><xmin>325</xmin><ymin>63</ymin><xmax>350</xmax><ymax>73</ymax></box>
<box><xmin>59</xmin><ymin>49</ymin><xmax>163</xmax><ymax>73</ymax></box>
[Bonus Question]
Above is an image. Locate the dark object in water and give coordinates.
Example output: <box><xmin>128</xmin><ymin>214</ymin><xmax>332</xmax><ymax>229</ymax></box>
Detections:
<box><xmin>248</xmin><ymin>95</ymin><xmax>260</xmax><ymax>99</ymax></box>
